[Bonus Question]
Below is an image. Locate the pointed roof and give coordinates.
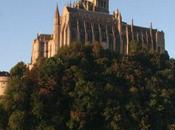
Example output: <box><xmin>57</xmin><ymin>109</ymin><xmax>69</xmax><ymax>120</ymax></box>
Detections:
<box><xmin>131</xmin><ymin>19</ymin><xmax>134</xmax><ymax>26</ymax></box>
<box><xmin>150</xmin><ymin>22</ymin><xmax>153</xmax><ymax>29</ymax></box>
<box><xmin>55</xmin><ymin>4</ymin><xmax>60</xmax><ymax>18</ymax></box>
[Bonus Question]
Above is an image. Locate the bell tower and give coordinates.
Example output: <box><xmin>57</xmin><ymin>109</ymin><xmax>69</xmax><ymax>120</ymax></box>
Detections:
<box><xmin>93</xmin><ymin>0</ymin><xmax>109</xmax><ymax>13</ymax></box>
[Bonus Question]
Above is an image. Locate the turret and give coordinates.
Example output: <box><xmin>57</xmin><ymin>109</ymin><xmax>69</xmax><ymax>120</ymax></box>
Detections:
<box><xmin>118</xmin><ymin>12</ymin><xmax>122</xmax><ymax>25</ymax></box>
<box><xmin>150</xmin><ymin>22</ymin><xmax>153</xmax><ymax>31</ymax></box>
<box><xmin>116</xmin><ymin>10</ymin><xmax>123</xmax><ymax>54</ymax></box>
<box><xmin>150</xmin><ymin>22</ymin><xmax>154</xmax><ymax>52</ymax></box>
<box><xmin>125</xmin><ymin>24</ymin><xmax>129</xmax><ymax>55</ymax></box>
<box><xmin>131</xmin><ymin>19</ymin><xmax>134</xmax><ymax>40</ymax></box>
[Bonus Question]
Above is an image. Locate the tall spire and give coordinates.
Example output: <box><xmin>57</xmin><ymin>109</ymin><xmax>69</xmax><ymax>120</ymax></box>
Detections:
<box><xmin>53</xmin><ymin>4</ymin><xmax>60</xmax><ymax>53</ymax></box>
<box><xmin>54</xmin><ymin>4</ymin><xmax>60</xmax><ymax>29</ymax></box>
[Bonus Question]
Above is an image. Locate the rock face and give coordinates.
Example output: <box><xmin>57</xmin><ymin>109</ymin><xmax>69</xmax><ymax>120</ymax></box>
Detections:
<box><xmin>29</xmin><ymin>0</ymin><xmax>165</xmax><ymax>68</ymax></box>
<box><xmin>0</xmin><ymin>72</ymin><xmax>9</xmax><ymax>96</ymax></box>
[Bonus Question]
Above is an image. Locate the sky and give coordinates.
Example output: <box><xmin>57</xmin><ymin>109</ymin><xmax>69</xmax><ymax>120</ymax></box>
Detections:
<box><xmin>0</xmin><ymin>0</ymin><xmax>175</xmax><ymax>71</ymax></box>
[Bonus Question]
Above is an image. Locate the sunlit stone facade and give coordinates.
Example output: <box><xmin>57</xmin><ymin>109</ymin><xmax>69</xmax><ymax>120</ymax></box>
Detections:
<box><xmin>0</xmin><ymin>72</ymin><xmax>9</xmax><ymax>96</ymax></box>
<box><xmin>30</xmin><ymin>0</ymin><xmax>165</xmax><ymax>67</ymax></box>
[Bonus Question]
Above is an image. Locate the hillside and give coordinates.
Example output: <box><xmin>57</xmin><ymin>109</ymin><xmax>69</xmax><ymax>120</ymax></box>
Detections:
<box><xmin>0</xmin><ymin>43</ymin><xmax>175</xmax><ymax>130</ymax></box>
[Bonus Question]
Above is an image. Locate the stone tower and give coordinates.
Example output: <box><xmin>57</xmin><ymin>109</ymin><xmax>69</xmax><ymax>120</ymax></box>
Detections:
<box><xmin>93</xmin><ymin>0</ymin><xmax>109</xmax><ymax>13</ymax></box>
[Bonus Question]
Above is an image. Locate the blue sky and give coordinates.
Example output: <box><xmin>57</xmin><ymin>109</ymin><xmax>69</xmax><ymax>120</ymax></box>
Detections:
<box><xmin>0</xmin><ymin>0</ymin><xmax>174</xmax><ymax>71</ymax></box>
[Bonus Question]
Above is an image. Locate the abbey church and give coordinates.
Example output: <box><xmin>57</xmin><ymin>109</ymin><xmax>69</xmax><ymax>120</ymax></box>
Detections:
<box><xmin>30</xmin><ymin>0</ymin><xmax>165</xmax><ymax>67</ymax></box>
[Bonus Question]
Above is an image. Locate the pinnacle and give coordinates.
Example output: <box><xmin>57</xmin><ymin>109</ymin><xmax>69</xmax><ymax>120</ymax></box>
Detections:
<box><xmin>55</xmin><ymin>4</ymin><xmax>60</xmax><ymax>18</ymax></box>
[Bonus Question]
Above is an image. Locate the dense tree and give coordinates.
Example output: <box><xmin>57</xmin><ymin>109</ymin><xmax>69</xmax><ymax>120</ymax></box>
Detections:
<box><xmin>0</xmin><ymin>44</ymin><xmax>175</xmax><ymax>130</ymax></box>
<box><xmin>0</xmin><ymin>104</ymin><xmax>7</xmax><ymax>129</ymax></box>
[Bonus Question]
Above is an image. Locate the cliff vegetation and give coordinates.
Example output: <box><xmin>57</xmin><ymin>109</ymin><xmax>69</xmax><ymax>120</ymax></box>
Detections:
<box><xmin>0</xmin><ymin>43</ymin><xmax>175</xmax><ymax>130</ymax></box>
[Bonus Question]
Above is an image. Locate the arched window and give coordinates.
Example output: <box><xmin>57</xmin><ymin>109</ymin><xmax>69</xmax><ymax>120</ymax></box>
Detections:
<box><xmin>104</xmin><ymin>2</ymin><xmax>106</xmax><ymax>8</ymax></box>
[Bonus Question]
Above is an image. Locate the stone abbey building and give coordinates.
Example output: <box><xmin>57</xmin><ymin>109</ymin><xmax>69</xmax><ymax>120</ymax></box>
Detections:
<box><xmin>30</xmin><ymin>0</ymin><xmax>165</xmax><ymax>66</ymax></box>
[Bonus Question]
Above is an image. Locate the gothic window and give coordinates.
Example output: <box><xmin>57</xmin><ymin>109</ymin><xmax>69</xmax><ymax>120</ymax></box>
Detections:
<box><xmin>87</xmin><ymin>22</ymin><xmax>92</xmax><ymax>43</ymax></box>
<box><xmin>65</xmin><ymin>27</ymin><xmax>68</xmax><ymax>45</ymax></box>
<box><xmin>94</xmin><ymin>23</ymin><xmax>99</xmax><ymax>42</ymax></box>
<box><xmin>109</xmin><ymin>33</ymin><xmax>113</xmax><ymax>50</ymax></box>
<box><xmin>101</xmin><ymin>25</ymin><xmax>106</xmax><ymax>41</ymax></box>
<box><xmin>71</xmin><ymin>29</ymin><xmax>76</xmax><ymax>41</ymax></box>
<box><xmin>79</xmin><ymin>21</ymin><xmax>85</xmax><ymax>44</ymax></box>
<box><xmin>104</xmin><ymin>2</ymin><xmax>106</xmax><ymax>8</ymax></box>
<box><xmin>158</xmin><ymin>47</ymin><xmax>161</xmax><ymax>53</ymax></box>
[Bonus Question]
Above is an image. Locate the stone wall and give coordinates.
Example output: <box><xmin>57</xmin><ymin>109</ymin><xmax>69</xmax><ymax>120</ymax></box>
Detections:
<box><xmin>0</xmin><ymin>76</ymin><xmax>9</xmax><ymax>96</ymax></box>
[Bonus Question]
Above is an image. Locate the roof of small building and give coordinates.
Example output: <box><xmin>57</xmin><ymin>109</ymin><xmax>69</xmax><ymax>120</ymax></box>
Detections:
<box><xmin>0</xmin><ymin>72</ymin><xmax>10</xmax><ymax>77</ymax></box>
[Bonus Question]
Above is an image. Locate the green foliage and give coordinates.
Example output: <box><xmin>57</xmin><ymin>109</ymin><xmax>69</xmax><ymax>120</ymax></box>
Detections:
<box><xmin>10</xmin><ymin>62</ymin><xmax>27</xmax><ymax>78</ymax></box>
<box><xmin>129</xmin><ymin>40</ymin><xmax>141</xmax><ymax>54</ymax></box>
<box><xmin>8</xmin><ymin>110</ymin><xmax>26</xmax><ymax>130</ymax></box>
<box><xmin>1</xmin><ymin>44</ymin><xmax>175</xmax><ymax>130</ymax></box>
<box><xmin>0</xmin><ymin>104</ymin><xmax>7</xmax><ymax>129</ymax></box>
